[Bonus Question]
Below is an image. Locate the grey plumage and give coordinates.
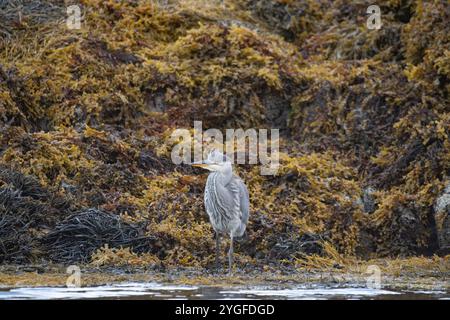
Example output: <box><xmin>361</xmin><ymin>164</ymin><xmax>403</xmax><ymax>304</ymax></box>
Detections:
<box><xmin>191</xmin><ymin>149</ymin><xmax>249</xmax><ymax>274</ymax></box>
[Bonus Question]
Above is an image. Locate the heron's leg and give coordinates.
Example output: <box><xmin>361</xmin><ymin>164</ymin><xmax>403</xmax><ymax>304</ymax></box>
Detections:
<box><xmin>215</xmin><ymin>232</ymin><xmax>221</xmax><ymax>269</ymax></box>
<box><xmin>228</xmin><ymin>234</ymin><xmax>234</xmax><ymax>275</ymax></box>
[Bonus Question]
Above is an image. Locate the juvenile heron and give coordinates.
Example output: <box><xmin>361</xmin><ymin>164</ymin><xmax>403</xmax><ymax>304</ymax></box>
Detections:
<box><xmin>191</xmin><ymin>149</ymin><xmax>249</xmax><ymax>274</ymax></box>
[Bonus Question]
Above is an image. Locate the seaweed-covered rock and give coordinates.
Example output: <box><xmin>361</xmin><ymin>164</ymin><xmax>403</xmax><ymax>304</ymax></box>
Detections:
<box><xmin>268</xmin><ymin>232</ymin><xmax>325</xmax><ymax>261</ymax></box>
<box><xmin>0</xmin><ymin>166</ymin><xmax>73</xmax><ymax>263</ymax></box>
<box><xmin>41</xmin><ymin>208</ymin><xmax>171</xmax><ymax>263</ymax></box>
<box><xmin>0</xmin><ymin>0</ymin><xmax>449</xmax><ymax>267</ymax></box>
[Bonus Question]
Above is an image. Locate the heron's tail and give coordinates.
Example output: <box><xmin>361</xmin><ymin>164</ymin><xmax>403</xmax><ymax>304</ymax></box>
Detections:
<box><xmin>234</xmin><ymin>224</ymin><xmax>247</xmax><ymax>240</ymax></box>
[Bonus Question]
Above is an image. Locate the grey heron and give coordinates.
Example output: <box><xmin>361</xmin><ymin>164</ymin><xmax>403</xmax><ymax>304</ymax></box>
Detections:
<box><xmin>191</xmin><ymin>149</ymin><xmax>249</xmax><ymax>274</ymax></box>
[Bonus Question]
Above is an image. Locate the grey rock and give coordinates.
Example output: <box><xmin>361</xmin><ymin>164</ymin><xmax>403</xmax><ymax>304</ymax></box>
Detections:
<box><xmin>360</xmin><ymin>186</ymin><xmax>377</xmax><ymax>214</ymax></box>
<box><xmin>434</xmin><ymin>183</ymin><xmax>450</xmax><ymax>253</ymax></box>
<box><xmin>145</xmin><ymin>91</ymin><xmax>166</xmax><ymax>113</ymax></box>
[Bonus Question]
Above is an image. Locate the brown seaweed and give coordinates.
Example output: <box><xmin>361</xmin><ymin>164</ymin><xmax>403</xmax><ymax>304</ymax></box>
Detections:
<box><xmin>0</xmin><ymin>0</ymin><xmax>448</xmax><ymax>268</ymax></box>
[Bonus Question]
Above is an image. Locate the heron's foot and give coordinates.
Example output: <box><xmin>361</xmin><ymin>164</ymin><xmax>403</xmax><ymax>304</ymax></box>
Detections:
<box><xmin>228</xmin><ymin>265</ymin><xmax>242</xmax><ymax>276</ymax></box>
<box><xmin>228</xmin><ymin>264</ymin><xmax>234</xmax><ymax>276</ymax></box>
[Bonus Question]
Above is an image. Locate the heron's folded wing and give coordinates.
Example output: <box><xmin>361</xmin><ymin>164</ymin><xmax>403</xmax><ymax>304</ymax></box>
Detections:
<box><xmin>227</xmin><ymin>176</ymin><xmax>249</xmax><ymax>224</ymax></box>
<box><xmin>237</xmin><ymin>179</ymin><xmax>249</xmax><ymax>225</ymax></box>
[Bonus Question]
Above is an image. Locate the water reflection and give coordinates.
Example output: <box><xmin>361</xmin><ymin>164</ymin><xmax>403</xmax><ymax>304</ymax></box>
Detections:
<box><xmin>0</xmin><ymin>282</ymin><xmax>447</xmax><ymax>300</ymax></box>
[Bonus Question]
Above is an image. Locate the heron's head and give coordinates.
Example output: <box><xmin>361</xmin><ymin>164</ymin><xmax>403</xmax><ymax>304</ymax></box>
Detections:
<box><xmin>191</xmin><ymin>149</ymin><xmax>232</xmax><ymax>172</ymax></box>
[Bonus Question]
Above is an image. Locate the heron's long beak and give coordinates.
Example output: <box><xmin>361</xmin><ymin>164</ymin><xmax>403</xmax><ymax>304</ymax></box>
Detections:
<box><xmin>190</xmin><ymin>160</ymin><xmax>211</xmax><ymax>168</ymax></box>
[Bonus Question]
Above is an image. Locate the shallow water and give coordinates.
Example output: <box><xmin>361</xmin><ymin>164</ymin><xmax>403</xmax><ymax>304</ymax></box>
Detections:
<box><xmin>0</xmin><ymin>282</ymin><xmax>448</xmax><ymax>300</ymax></box>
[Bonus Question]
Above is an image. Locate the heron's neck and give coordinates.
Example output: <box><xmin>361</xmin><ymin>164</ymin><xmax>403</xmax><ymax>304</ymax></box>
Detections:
<box><xmin>215</xmin><ymin>163</ymin><xmax>233</xmax><ymax>185</ymax></box>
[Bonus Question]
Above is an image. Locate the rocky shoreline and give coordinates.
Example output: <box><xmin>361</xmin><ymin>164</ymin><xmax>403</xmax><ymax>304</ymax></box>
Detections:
<box><xmin>0</xmin><ymin>1</ymin><xmax>449</xmax><ymax>270</ymax></box>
